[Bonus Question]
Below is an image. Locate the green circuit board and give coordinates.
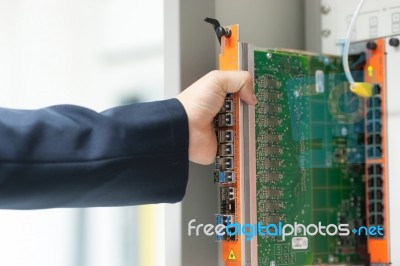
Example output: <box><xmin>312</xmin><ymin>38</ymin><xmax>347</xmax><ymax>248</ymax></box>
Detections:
<box><xmin>254</xmin><ymin>49</ymin><xmax>367</xmax><ymax>265</ymax></box>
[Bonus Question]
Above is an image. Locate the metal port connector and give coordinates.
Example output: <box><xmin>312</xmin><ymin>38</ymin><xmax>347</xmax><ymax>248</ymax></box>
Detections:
<box><xmin>367</xmin><ymin>122</ymin><xmax>382</xmax><ymax>133</ymax></box>
<box><xmin>215</xmin><ymin>113</ymin><xmax>234</xmax><ymax>127</ymax></box>
<box><xmin>215</xmin><ymin>157</ymin><xmax>234</xmax><ymax>170</ymax></box>
<box><xmin>220</xmin><ymin>189</ymin><xmax>235</xmax><ymax>214</ymax></box>
<box><xmin>368</xmin><ymin>146</ymin><xmax>382</xmax><ymax>158</ymax></box>
<box><xmin>367</xmin><ymin>135</ymin><xmax>374</xmax><ymax>145</ymax></box>
<box><xmin>367</xmin><ymin>109</ymin><xmax>382</xmax><ymax>120</ymax></box>
<box><xmin>219</xmin><ymin>99</ymin><xmax>234</xmax><ymax>113</ymax></box>
<box><xmin>220</xmin><ymin>187</ymin><xmax>235</xmax><ymax>199</ymax></box>
<box><xmin>376</xmin><ymin>164</ymin><xmax>383</xmax><ymax>174</ymax></box>
<box><xmin>225</xmin><ymin>225</ymin><xmax>236</xmax><ymax>241</ymax></box>
<box><xmin>375</xmin><ymin>134</ymin><xmax>382</xmax><ymax>144</ymax></box>
<box><xmin>369</xmin><ymin>190</ymin><xmax>375</xmax><ymax>199</ymax></box>
<box><xmin>218</xmin><ymin>143</ymin><xmax>234</xmax><ymax>156</ymax></box>
<box><xmin>369</xmin><ymin>203</ymin><xmax>375</xmax><ymax>212</ymax></box>
<box><xmin>377</xmin><ymin>202</ymin><xmax>383</xmax><ymax>212</ymax></box>
<box><xmin>369</xmin><ymin>215</ymin><xmax>375</xmax><ymax>225</ymax></box>
<box><xmin>367</xmin><ymin>110</ymin><xmax>374</xmax><ymax>120</ymax></box>
<box><xmin>214</xmin><ymin>170</ymin><xmax>235</xmax><ymax>184</ymax></box>
<box><xmin>376</xmin><ymin>189</ymin><xmax>383</xmax><ymax>199</ymax></box>
<box><xmin>368</xmin><ymin>164</ymin><xmax>383</xmax><ymax>175</ymax></box>
<box><xmin>368</xmin><ymin>134</ymin><xmax>383</xmax><ymax>145</ymax></box>
<box><xmin>377</xmin><ymin>214</ymin><xmax>384</xmax><ymax>225</ymax></box>
<box><xmin>368</xmin><ymin>165</ymin><xmax>374</xmax><ymax>175</ymax></box>
<box><xmin>217</xmin><ymin>130</ymin><xmax>234</xmax><ymax>143</ymax></box>
<box><xmin>368</xmin><ymin>178</ymin><xmax>374</xmax><ymax>187</ymax></box>
<box><xmin>219</xmin><ymin>214</ymin><xmax>234</xmax><ymax>225</ymax></box>
<box><xmin>220</xmin><ymin>187</ymin><xmax>235</xmax><ymax>213</ymax></box>
<box><xmin>375</xmin><ymin>109</ymin><xmax>382</xmax><ymax>119</ymax></box>
<box><xmin>367</xmin><ymin>123</ymin><xmax>373</xmax><ymax>133</ymax></box>
<box><xmin>368</xmin><ymin>97</ymin><xmax>381</xmax><ymax>107</ymax></box>
<box><xmin>373</xmin><ymin>84</ymin><xmax>381</xmax><ymax>95</ymax></box>
<box><xmin>375</xmin><ymin>122</ymin><xmax>382</xmax><ymax>132</ymax></box>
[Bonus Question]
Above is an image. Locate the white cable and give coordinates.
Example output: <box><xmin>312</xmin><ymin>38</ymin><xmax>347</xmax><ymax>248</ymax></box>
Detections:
<box><xmin>342</xmin><ymin>0</ymin><xmax>366</xmax><ymax>88</ymax></box>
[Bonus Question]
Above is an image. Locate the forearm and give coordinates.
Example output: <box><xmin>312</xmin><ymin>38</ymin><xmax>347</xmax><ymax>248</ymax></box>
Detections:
<box><xmin>0</xmin><ymin>99</ymin><xmax>189</xmax><ymax>209</ymax></box>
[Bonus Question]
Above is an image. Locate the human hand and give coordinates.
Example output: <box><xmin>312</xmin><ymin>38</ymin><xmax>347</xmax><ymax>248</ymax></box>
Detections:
<box><xmin>176</xmin><ymin>70</ymin><xmax>257</xmax><ymax>165</ymax></box>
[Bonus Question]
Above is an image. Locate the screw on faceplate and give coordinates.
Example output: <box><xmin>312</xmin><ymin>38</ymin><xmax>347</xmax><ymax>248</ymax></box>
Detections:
<box><xmin>321</xmin><ymin>5</ymin><xmax>331</xmax><ymax>14</ymax></box>
<box><xmin>216</xmin><ymin>27</ymin><xmax>231</xmax><ymax>39</ymax></box>
<box><xmin>366</xmin><ymin>41</ymin><xmax>377</xmax><ymax>50</ymax></box>
<box><xmin>321</xmin><ymin>29</ymin><xmax>331</xmax><ymax>38</ymax></box>
<box><xmin>204</xmin><ymin>18</ymin><xmax>231</xmax><ymax>45</ymax></box>
<box><xmin>389</xmin><ymin>37</ymin><xmax>400</xmax><ymax>47</ymax></box>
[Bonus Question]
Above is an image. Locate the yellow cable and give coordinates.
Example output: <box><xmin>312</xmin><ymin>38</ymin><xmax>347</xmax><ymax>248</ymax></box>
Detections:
<box><xmin>350</xmin><ymin>82</ymin><xmax>373</xmax><ymax>98</ymax></box>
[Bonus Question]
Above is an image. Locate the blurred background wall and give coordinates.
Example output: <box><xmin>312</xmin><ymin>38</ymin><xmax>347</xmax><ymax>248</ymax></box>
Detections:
<box><xmin>0</xmin><ymin>1</ymin><xmax>164</xmax><ymax>266</ymax></box>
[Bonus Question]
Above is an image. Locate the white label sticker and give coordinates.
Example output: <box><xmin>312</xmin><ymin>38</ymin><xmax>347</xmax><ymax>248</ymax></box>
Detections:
<box><xmin>315</xmin><ymin>70</ymin><xmax>325</xmax><ymax>93</ymax></box>
<box><xmin>291</xmin><ymin>237</ymin><xmax>308</xmax><ymax>250</ymax></box>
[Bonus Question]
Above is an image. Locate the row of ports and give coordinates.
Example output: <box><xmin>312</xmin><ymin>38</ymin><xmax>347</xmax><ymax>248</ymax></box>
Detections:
<box><xmin>366</xmin><ymin>84</ymin><xmax>382</xmax><ymax>138</ymax></box>
<box><xmin>216</xmin><ymin>214</ymin><xmax>236</xmax><ymax>242</ymax></box>
<box><xmin>366</xmin><ymin>85</ymin><xmax>384</xmax><ymax>237</ymax></box>
<box><xmin>366</xmin><ymin>86</ymin><xmax>382</xmax><ymax>161</ymax></box>
<box><xmin>215</xmin><ymin>96</ymin><xmax>236</xmax><ymax>242</ymax></box>
<box><xmin>368</xmin><ymin>188</ymin><xmax>384</xmax><ymax>231</ymax></box>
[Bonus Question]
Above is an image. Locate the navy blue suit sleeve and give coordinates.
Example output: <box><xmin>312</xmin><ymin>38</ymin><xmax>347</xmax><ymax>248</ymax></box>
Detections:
<box><xmin>0</xmin><ymin>98</ymin><xmax>189</xmax><ymax>209</ymax></box>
